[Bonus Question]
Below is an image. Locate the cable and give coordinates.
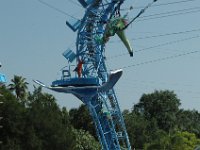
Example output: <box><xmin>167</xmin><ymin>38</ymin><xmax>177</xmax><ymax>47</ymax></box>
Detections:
<box><xmin>108</xmin><ymin>35</ymin><xmax>200</xmax><ymax>59</ymax></box>
<box><xmin>129</xmin><ymin>0</ymin><xmax>198</xmax><ymax>9</ymax></box>
<box><xmin>118</xmin><ymin>50</ymin><xmax>199</xmax><ymax>70</ymax></box>
<box><xmin>137</xmin><ymin>7</ymin><xmax>200</xmax><ymax>22</ymax></box>
<box><xmin>109</xmin><ymin>28</ymin><xmax>200</xmax><ymax>42</ymax></box>
<box><xmin>37</xmin><ymin>0</ymin><xmax>79</xmax><ymax>20</ymax></box>
<box><xmin>123</xmin><ymin>3</ymin><xmax>200</xmax><ymax>29</ymax></box>
<box><xmin>150</xmin><ymin>0</ymin><xmax>198</xmax><ymax>8</ymax></box>
<box><xmin>139</xmin><ymin>6</ymin><xmax>200</xmax><ymax>18</ymax></box>
<box><xmin>131</xmin><ymin>28</ymin><xmax>200</xmax><ymax>40</ymax></box>
<box><xmin>68</xmin><ymin>0</ymin><xmax>82</xmax><ymax>8</ymax></box>
<box><xmin>123</xmin><ymin>0</ymin><xmax>158</xmax><ymax>30</ymax></box>
<box><xmin>135</xmin><ymin>35</ymin><xmax>199</xmax><ymax>53</ymax></box>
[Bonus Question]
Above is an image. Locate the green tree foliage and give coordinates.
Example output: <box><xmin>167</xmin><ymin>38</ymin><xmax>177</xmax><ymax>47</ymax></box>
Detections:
<box><xmin>0</xmin><ymin>86</ymin><xmax>26</xmax><ymax>149</ymax></box>
<box><xmin>177</xmin><ymin>109</ymin><xmax>200</xmax><ymax>137</ymax></box>
<box><xmin>2</xmin><ymin>76</ymin><xmax>200</xmax><ymax>149</ymax></box>
<box><xmin>0</xmin><ymin>85</ymin><xmax>99</xmax><ymax>150</ymax></box>
<box><xmin>123</xmin><ymin>110</ymin><xmax>149</xmax><ymax>149</ymax></box>
<box><xmin>144</xmin><ymin>130</ymin><xmax>171</xmax><ymax>150</ymax></box>
<box><xmin>134</xmin><ymin>90</ymin><xmax>181</xmax><ymax>133</ymax></box>
<box><xmin>170</xmin><ymin>131</ymin><xmax>200</xmax><ymax>150</ymax></box>
<box><xmin>8</xmin><ymin>75</ymin><xmax>28</xmax><ymax>100</ymax></box>
<box><xmin>25</xmin><ymin>87</ymin><xmax>73</xmax><ymax>150</ymax></box>
<box><xmin>69</xmin><ymin>104</ymin><xmax>96</xmax><ymax>138</ymax></box>
<box><xmin>124</xmin><ymin>90</ymin><xmax>200</xmax><ymax>149</ymax></box>
<box><xmin>71</xmin><ymin>129</ymin><xmax>100</xmax><ymax>150</ymax></box>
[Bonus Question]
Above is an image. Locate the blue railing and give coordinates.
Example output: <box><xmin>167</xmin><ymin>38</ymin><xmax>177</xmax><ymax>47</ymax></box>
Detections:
<box><xmin>0</xmin><ymin>73</ymin><xmax>6</xmax><ymax>83</ymax></box>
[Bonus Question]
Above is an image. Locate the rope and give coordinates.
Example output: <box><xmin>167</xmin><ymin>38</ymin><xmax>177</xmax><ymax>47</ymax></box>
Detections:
<box><xmin>123</xmin><ymin>0</ymin><xmax>158</xmax><ymax>30</ymax></box>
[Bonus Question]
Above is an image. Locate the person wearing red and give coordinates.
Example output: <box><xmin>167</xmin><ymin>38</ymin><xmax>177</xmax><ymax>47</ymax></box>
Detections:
<box><xmin>74</xmin><ymin>59</ymin><xmax>84</xmax><ymax>78</ymax></box>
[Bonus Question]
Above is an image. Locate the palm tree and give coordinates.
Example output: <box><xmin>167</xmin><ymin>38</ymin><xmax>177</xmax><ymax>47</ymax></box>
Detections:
<box><xmin>9</xmin><ymin>75</ymin><xmax>29</xmax><ymax>99</ymax></box>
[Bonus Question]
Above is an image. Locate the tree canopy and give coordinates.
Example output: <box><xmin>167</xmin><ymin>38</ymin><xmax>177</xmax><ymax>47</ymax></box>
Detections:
<box><xmin>124</xmin><ymin>90</ymin><xmax>200</xmax><ymax>149</ymax></box>
<box><xmin>1</xmin><ymin>76</ymin><xmax>200</xmax><ymax>149</ymax></box>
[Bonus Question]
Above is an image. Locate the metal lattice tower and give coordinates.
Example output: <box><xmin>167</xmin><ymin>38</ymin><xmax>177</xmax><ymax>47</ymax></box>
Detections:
<box><xmin>35</xmin><ymin>0</ymin><xmax>132</xmax><ymax>149</ymax></box>
<box><xmin>74</xmin><ymin>1</ymin><xmax>131</xmax><ymax>149</ymax></box>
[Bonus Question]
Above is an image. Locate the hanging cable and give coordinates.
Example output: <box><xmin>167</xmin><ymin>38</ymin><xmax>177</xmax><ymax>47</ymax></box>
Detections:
<box><xmin>139</xmin><ymin>6</ymin><xmax>200</xmax><ymax>19</ymax></box>
<box><xmin>108</xmin><ymin>35</ymin><xmax>200</xmax><ymax>59</ymax></box>
<box><xmin>148</xmin><ymin>0</ymin><xmax>198</xmax><ymax>8</ymax></box>
<box><xmin>110</xmin><ymin>27</ymin><xmax>200</xmax><ymax>42</ymax></box>
<box><xmin>133</xmin><ymin>28</ymin><xmax>200</xmax><ymax>40</ymax></box>
<box><xmin>118</xmin><ymin>50</ymin><xmax>199</xmax><ymax>70</ymax></box>
<box><xmin>126</xmin><ymin>0</ymin><xmax>198</xmax><ymax>10</ymax></box>
<box><xmin>137</xmin><ymin>7</ymin><xmax>200</xmax><ymax>22</ymax></box>
<box><xmin>38</xmin><ymin>0</ymin><xmax>80</xmax><ymax>20</ymax></box>
<box><xmin>135</xmin><ymin>35</ymin><xmax>199</xmax><ymax>53</ymax></box>
<box><xmin>122</xmin><ymin>0</ymin><xmax>158</xmax><ymax>30</ymax></box>
<box><xmin>68</xmin><ymin>0</ymin><xmax>82</xmax><ymax>8</ymax></box>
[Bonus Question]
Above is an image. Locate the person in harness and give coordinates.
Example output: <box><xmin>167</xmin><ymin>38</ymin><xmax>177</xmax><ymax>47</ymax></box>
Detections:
<box><xmin>102</xmin><ymin>15</ymin><xmax>133</xmax><ymax>57</ymax></box>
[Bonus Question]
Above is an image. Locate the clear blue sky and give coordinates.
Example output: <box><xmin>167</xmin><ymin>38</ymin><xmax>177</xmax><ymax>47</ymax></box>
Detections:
<box><xmin>0</xmin><ymin>0</ymin><xmax>200</xmax><ymax>111</ymax></box>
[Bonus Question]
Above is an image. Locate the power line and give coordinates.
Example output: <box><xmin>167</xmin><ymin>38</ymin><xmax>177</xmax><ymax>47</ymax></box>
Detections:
<box><xmin>68</xmin><ymin>0</ymin><xmax>82</xmax><ymax>8</ymax></box>
<box><xmin>139</xmin><ymin>6</ymin><xmax>200</xmax><ymax>19</ymax></box>
<box><xmin>118</xmin><ymin>50</ymin><xmax>199</xmax><ymax>70</ymax></box>
<box><xmin>135</xmin><ymin>35</ymin><xmax>199</xmax><ymax>53</ymax></box>
<box><xmin>108</xmin><ymin>35</ymin><xmax>200</xmax><ymax>59</ymax></box>
<box><xmin>137</xmin><ymin>7</ymin><xmax>200</xmax><ymax>22</ymax></box>
<box><xmin>37</xmin><ymin>0</ymin><xmax>79</xmax><ymax>20</ymax></box>
<box><xmin>123</xmin><ymin>0</ymin><xmax>158</xmax><ymax>30</ymax></box>
<box><xmin>150</xmin><ymin>0</ymin><xmax>198</xmax><ymax>8</ymax></box>
<box><xmin>130</xmin><ymin>0</ymin><xmax>198</xmax><ymax>9</ymax></box>
<box><xmin>131</xmin><ymin>28</ymin><xmax>200</xmax><ymax>40</ymax></box>
<box><xmin>109</xmin><ymin>28</ymin><xmax>200</xmax><ymax>43</ymax></box>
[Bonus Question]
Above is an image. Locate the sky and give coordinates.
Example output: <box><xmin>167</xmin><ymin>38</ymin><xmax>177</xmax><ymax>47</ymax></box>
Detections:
<box><xmin>0</xmin><ymin>0</ymin><xmax>200</xmax><ymax>111</ymax></box>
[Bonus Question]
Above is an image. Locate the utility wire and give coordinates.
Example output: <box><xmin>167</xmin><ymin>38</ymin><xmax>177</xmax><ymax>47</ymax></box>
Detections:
<box><xmin>149</xmin><ymin>0</ymin><xmax>198</xmax><ymax>8</ymax></box>
<box><xmin>123</xmin><ymin>4</ymin><xmax>200</xmax><ymax>28</ymax></box>
<box><xmin>123</xmin><ymin>0</ymin><xmax>158</xmax><ymax>30</ymax></box>
<box><xmin>137</xmin><ymin>7</ymin><xmax>200</xmax><ymax>21</ymax></box>
<box><xmin>135</xmin><ymin>35</ymin><xmax>199</xmax><ymax>53</ymax></box>
<box><xmin>118</xmin><ymin>50</ymin><xmax>199</xmax><ymax>70</ymax></box>
<box><xmin>109</xmin><ymin>28</ymin><xmax>200</xmax><ymax>43</ymax></box>
<box><xmin>129</xmin><ymin>0</ymin><xmax>198</xmax><ymax>9</ymax></box>
<box><xmin>131</xmin><ymin>28</ymin><xmax>200</xmax><ymax>40</ymax></box>
<box><xmin>108</xmin><ymin>35</ymin><xmax>200</xmax><ymax>59</ymax></box>
<box><xmin>68</xmin><ymin>0</ymin><xmax>82</xmax><ymax>8</ymax></box>
<box><xmin>38</xmin><ymin>0</ymin><xmax>79</xmax><ymax>20</ymax></box>
<box><xmin>138</xmin><ymin>6</ymin><xmax>200</xmax><ymax>19</ymax></box>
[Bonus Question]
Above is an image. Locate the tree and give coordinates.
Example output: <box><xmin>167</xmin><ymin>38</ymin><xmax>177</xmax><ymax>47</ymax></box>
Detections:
<box><xmin>71</xmin><ymin>129</ymin><xmax>101</xmax><ymax>150</ymax></box>
<box><xmin>134</xmin><ymin>90</ymin><xmax>181</xmax><ymax>133</ymax></box>
<box><xmin>69</xmin><ymin>104</ymin><xmax>96</xmax><ymax>138</ymax></box>
<box><xmin>144</xmin><ymin>130</ymin><xmax>171</xmax><ymax>150</ymax></box>
<box><xmin>1</xmin><ymin>84</ymin><xmax>102</xmax><ymax>149</ymax></box>
<box><xmin>8</xmin><ymin>75</ymin><xmax>28</xmax><ymax>100</ymax></box>
<box><xmin>0</xmin><ymin>86</ymin><xmax>26</xmax><ymax>150</ymax></box>
<box><xmin>177</xmin><ymin>109</ymin><xmax>200</xmax><ymax>138</ymax></box>
<box><xmin>171</xmin><ymin>131</ymin><xmax>200</xmax><ymax>150</ymax></box>
<box><xmin>123</xmin><ymin>110</ymin><xmax>149</xmax><ymax>149</ymax></box>
<box><xmin>26</xmin><ymin>87</ymin><xmax>73</xmax><ymax>150</ymax></box>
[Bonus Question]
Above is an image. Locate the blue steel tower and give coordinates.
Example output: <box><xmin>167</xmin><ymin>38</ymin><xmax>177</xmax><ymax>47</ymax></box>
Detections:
<box><xmin>73</xmin><ymin>1</ymin><xmax>131</xmax><ymax>149</ymax></box>
<box><xmin>35</xmin><ymin>0</ymin><xmax>132</xmax><ymax>149</ymax></box>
